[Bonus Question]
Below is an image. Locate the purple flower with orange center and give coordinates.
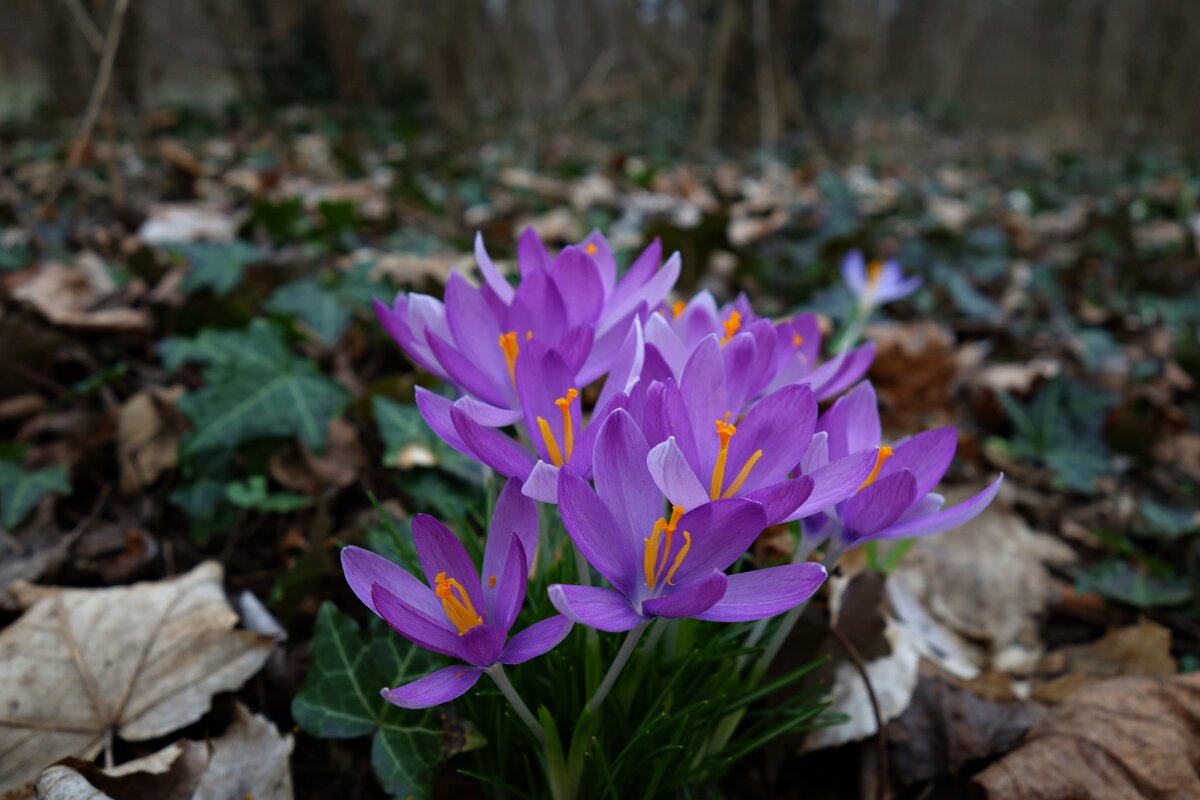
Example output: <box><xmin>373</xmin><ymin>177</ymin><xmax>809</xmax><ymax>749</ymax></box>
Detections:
<box><xmin>795</xmin><ymin>381</ymin><xmax>1002</xmax><ymax>554</ymax></box>
<box><xmin>547</xmin><ymin>409</ymin><xmax>827</xmax><ymax>632</ymax></box>
<box><xmin>841</xmin><ymin>250</ymin><xmax>921</xmax><ymax>311</ymax></box>
<box><xmin>341</xmin><ymin>480</ymin><xmax>572</xmax><ymax>708</ymax></box>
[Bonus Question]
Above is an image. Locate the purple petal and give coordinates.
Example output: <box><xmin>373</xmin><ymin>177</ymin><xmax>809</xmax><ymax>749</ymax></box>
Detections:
<box><xmin>381</xmin><ymin>665</ymin><xmax>483</xmax><ymax>709</ymax></box>
<box><xmin>800</xmin><ymin>430</ymin><xmax>829</xmax><ymax>473</ymax></box>
<box><xmin>594</xmin><ymin>317</ymin><xmax>644</xmax><ymax>415</ymax></box>
<box><xmin>582</xmin><ymin>230</ymin><xmax>617</xmax><ymax>294</ymax></box>
<box><xmin>371</xmin><ymin>583</ymin><xmax>459</xmax><ymax>658</ymax></box>
<box><xmin>695</xmin><ymin>563</ymin><xmax>827</xmax><ymax>622</ymax></box>
<box><xmin>412</xmin><ymin>514</ymin><xmax>484</xmax><ymax>610</ymax></box>
<box><xmin>573</xmin><ymin>392</ymin><xmax>629</xmax><ymax>478</ymax></box>
<box><xmin>457</xmin><ymin>623</ymin><xmax>506</xmax><ymax>667</ymax></box>
<box><xmin>454</xmin><ymin>396</ymin><xmax>524</xmax><ymax>427</ymax></box>
<box><xmin>787</xmin><ymin>448</ymin><xmax>880</xmax><ymax>520</ymax></box>
<box><xmin>743</xmin><ymin>476</ymin><xmax>814</xmax><ymax>524</ymax></box>
<box><xmin>444</xmin><ymin>272</ymin><xmax>508</xmax><ymax>392</ymax></box>
<box><xmin>606</xmin><ymin>238</ymin><xmax>661</xmax><ymax>313</ymax></box>
<box><xmin>474</xmin><ymin>232</ymin><xmax>515</xmax><ymax>304</ymax></box>
<box><xmin>643</xmin><ymin>312</ymin><xmax>689</xmax><ymax>378</ymax></box>
<box><xmin>725</xmin><ymin>385</ymin><xmax>817</xmax><ymax>492</ymax></box>
<box><xmin>666</xmin><ymin>498</ymin><xmax>767</xmax><ymax>585</ymax></box>
<box><xmin>374</xmin><ymin>296</ymin><xmax>445</xmax><ymax>381</ymax></box>
<box><xmin>485</xmin><ymin>478</ymin><xmax>538</xmax><ymax>585</ymax></box>
<box><xmin>414</xmin><ymin>387</ymin><xmax>471</xmax><ymax>456</ymax></box>
<box><xmin>842</xmin><ymin>470</ymin><xmax>918</xmax><ymax>541</ymax></box>
<box><xmin>882</xmin><ymin>427</ymin><xmax>957</xmax><ymax>498</ymax></box>
<box><xmin>518</xmin><ymin>227</ymin><xmax>551</xmax><ymax>277</ymax></box>
<box><xmin>813</xmin><ymin>343</ymin><xmax>876</xmax><ymax>401</ymax></box>
<box><xmin>642</xmin><ymin>570</ymin><xmax>727</xmax><ymax>619</ymax></box>
<box><xmin>551</xmin><ymin>246</ymin><xmax>605</xmax><ymax>328</ymax></box>
<box><xmin>557</xmin><ymin>466</ymin><xmax>639</xmax><ymax>594</ymax></box>
<box><xmin>841</xmin><ymin>250</ymin><xmax>867</xmax><ymax>296</ymax></box>
<box><xmin>601</xmin><ymin>251</ymin><xmax>680</xmax><ymax>337</ymax></box>
<box><xmin>548</xmin><ymin>584</ymin><xmax>643</xmax><ymax>632</ymax></box>
<box><xmin>592</xmin><ymin>409</ymin><xmax>662</xmax><ymax>558</ymax></box>
<box><xmin>501</xmin><ymin>615</ymin><xmax>574</xmax><ymax>664</ymax></box>
<box><xmin>555</xmin><ymin>325</ymin><xmax>595</xmax><ymax>377</ymax></box>
<box><xmin>450</xmin><ymin>404</ymin><xmax>535</xmax><ymax>479</ymax></box>
<box><xmin>646</xmin><ymin>438</ymin><xmax>709</xmax><ymax>511</ymax></box>
<box><xmin>819</xmin><ymin>382</ymin><xmax>880</xmax><ymax>461</ymax></box>
<box><xmin>522</xmin><ymin>460</ymin><xmax>560</xmax><ymax>504</ymax></box>
<box><xmin>679</xmin><ymin>336</ymin><xmax>728</xmax><ymax>471</ymax></box>
<box><xmin>341</xmin><ymin>546</ymin><xmax>442</xmax><ymax>620</ymax></box>
<box><xmin>425</xmin><ymin>329</ymin><xmax>507</xmax><ymax>408</ymax></box>
<box><xmin>871</xmin><ymin>476</ymin><xmax>1003</xmax><ymax>540</ymax></box>
<box><xmin>579</xmin><ymin>305</ymin><xmax>644</xmax><ymax>385</ymax></box>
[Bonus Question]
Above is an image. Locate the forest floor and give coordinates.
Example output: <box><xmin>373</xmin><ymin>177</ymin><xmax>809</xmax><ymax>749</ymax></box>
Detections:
<box><xmin>1</xmin><ymin>106</ymin><xmax>1199</xmax><ymax>799</ymax></box>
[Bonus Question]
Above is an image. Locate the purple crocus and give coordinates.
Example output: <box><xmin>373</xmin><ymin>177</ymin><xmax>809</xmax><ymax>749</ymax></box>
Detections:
<box><xmin>547</xmin><ymin>409</ymin><xmax>827</xmax><ymax>632</ymax></box>
<box><xmin>637</xmin><ymin>335</ymin><xmax>880</xmax><ymax>523</ymax></box>
<box><xmin>341</xmin><ymin>480</ymin><xmax>572</xmax><ymax>708</ymax></box>
<box><xmin>375</xmin><ymin>229</ymin><xmax>679</xmax><ymax>416</ymax></box>
<box><xmin>797</xmin><ymin>381</ymin><xmax>1002</xmax><ymax>552</ymax></box>
<box><xmin>841</xmin><ymin>250</ymin><xmax>921</xmax><ymax>311</ymax></box>
<box><xmin>644</xmin><ymin>291</ymin><xmax>875</xmax><ymax>403</ymax></box>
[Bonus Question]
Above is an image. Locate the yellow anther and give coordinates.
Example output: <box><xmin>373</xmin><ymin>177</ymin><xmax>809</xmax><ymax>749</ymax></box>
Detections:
<box><xmin>554</xmin><ymin>388</ymin><xmax>579</xmax><ymax>462</ymax></box>
<box><xmin>720</xmin><ymin>311</ymin><xmax>742</xmax><ymax>345</ymax></box>
<box><xmin>536</xmin><ymin>416</ymin><xmax>565</xmax><ymax>467</ymax></box>
<box><xmin>710</xmin><ymin>413</ymin><xmax>737</xmax><ymax>500</ymax></box>
<box><xmin>498</xmin><ymin>331</ymin><xmax>520</xmax><ymax>386</ymax></box>
<box><xmin>643</xmin><ymin>506</ymin><xmax>686</xmax><ymax>589</ymax></box>
<box><xmin>792</xmin><ymin>333</ymin><xmax>804</xmax><ymax>348</ymax></box>
<box><xmin>664</xmin><ymin>531</ymin><xmax>691</xmax><ymax>586</ymax></box>
<box><xmin>866</xmin><ymin>260</ymin><xmax>884</xmax><ymax>288</ymax></box>
<box><xmin>672</xmin><ymin>300</ymin><xmax>687</xmax><ymax>319</ymax></box>
<box><xmin>434</xmin><ymin>571</ymin><xmax>483</xmax><ymax>635</ymax></box>
<box><xmin>585</xmin><ymin>242</ymin><xmax>598</xmax><ymax>255</ymax></box>
<box><xmin>722</xmin><ymin>449</ymin><xmax>763</xmax><ymax>498</ymax></box>
<box><xmin>857</xmin><ymin>446</ymin><xmax>895</xmax><ymax>490</ymax></box>
<box><xmin>487</xmin><ymin>575</ymin><xmax>496</xmax><ymax>588</ymax></box>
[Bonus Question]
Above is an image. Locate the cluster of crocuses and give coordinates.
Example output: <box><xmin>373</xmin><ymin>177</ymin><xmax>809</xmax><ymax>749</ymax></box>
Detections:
<box><xmin>344</xmin><ymin>228</ymin><xmax>1001</xmax><ymax>714</ymax></box>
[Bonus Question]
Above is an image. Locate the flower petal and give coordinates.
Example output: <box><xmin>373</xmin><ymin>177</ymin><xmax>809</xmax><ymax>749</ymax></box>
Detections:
<box><xmin>725</xmin><ymin>384</ymin><xmax>817</xmax><ymax>492</ymax></box>
<box><xmin>872</xmin><ymin>476</ymin><xmax>1003</xmax><ymax>540</ymax></box>
<box><xmin>450</xmin><ymin>403</ymin><xmax>535</xmax><ymax>479</ymax></box>
<box><xmin>453</xmin><ymin>395</ymin><xmax>524</xmax><ymax>427</ymax></box>
<box><xmin>666</xmin><ymin>498</ymin><xmax>768</xmax><ymax>585</ymax></box>
<box><xmin>743</xmin><ymin>476</ymin><xmax>814</xmax><ymax>524</ymax></box>
<box><xmin>882</xmin><ymin>427</ymin><xmax>957</xmax><ymax>498</ymax></box>
<box><xmin>548</xmin><ymin>584</ymin><xmax>643</xmax><ymax>632</ymax></box>
<box><xmin>841</xmin><ymin>250</ymin><xmax>867</xmax><ymax>296</ymax></box>
<box><xmin>695</xmin><ymin>563</ymin><xmax>827</xmax><ymax>622</ymax></box>
<box><xmin>485</xmin><ymin>534</ymin><xmax>527</xmax><ymax>632</ymax></box>
<box><xmin>557</xmin><ymin>465</ymin><xmax>639</xmax><ymax>594</ymax></box>
<box><xmin>341</xmin><ymin>545</ymin><xmax>442</xmax><ymax>620</ymax></box>
<box><xmin>841</xmin><ymin>470</ymin><xmax>918</xmax><ymax>541</ymax></box>
<box><xmin>371</xmin><ymin>583</ymin><xmax>459</xmax><ymax>658</ymax></box>
<box><xmin>551</xmin><ymin>246</ymin><xmax>605</xmax><ymax>328</ymax></box>
<box><xmin>412</xmin><ymin>514</ymin><xmax>484</xmax><ymax>610</ymax></box>
<box><xmin>646</xmin><ymin>437</ymin><xmax>710</xmax><ymax>510</ymax></box>
<box><xmin>414</xmin><ymin>387</ymin><xmax>471</xmax><ymax>456</ymax></box>
<box><xmin>474</xmin><ymin>231</ymin><xmax>515</xmax><ymax>303</ymax></box>
<box><xmin>501</xmin><ymin>615</ymin><xmax>574</xmax><ymax>664</ymax></box>
<box><xmin>786</xmin><ymin>448</ymin><xmax>880</xmax><ymax>520</ymax></box>
<box><xmin>382</xmin><ymin>664</ymin><xmax>483</xmax><ymax>709</ymax></box>
<box><xmin>521</xmin><ymin>460</ymin><xmax>560</xmax><ymax>504</ymax></box>
<box><xmin>457</xmin><ymin>623</ymin><xmax>506</xmax><ymax>667</ymax></box>
<box><xmin>485</xmin><ymin>478</ymin><xmax>538</xmax><ymax>586</ymax></box>
<box><xmin>641</xmin><ymin>570</ymin><xmax>727</xmax><ymax>619</ymax></box>
<box><xmin>425</xmin><ymin>329</ymin><xmax>508</xmax><ymax>407</ymax></box>
<box><xmin>592</xmin><ymin>409</ymin><xmax>662</xmax><ymax>558</ymax></box>
<box><xmin>518</xmin><ymin>227</ymin><xmax>551</xmax><ymax>277</ymax></box>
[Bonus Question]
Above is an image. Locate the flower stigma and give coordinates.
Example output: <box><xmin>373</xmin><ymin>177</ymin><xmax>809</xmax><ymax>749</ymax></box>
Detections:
<box><xmin>856</xmin><ymin>445</ymin><xmax>894</xmax><ymax>490</ymax></box>
<box><xmin>536</xmin><ymin>388</ymin><xmax>579</xmax><ymax>468</ymax></box>
<box><xmin>720</xmin><ymin>311</ymin><xmax>742</xmax><ymax>345</ymax></box>
<box><xmin>709</xmin><ymin>413</ymin><xmax>763</xmax><ymax>499</ymax></box>
<box><xmin>643</xmin><ymin>506</ymin><xmax>690</xmax><ymax>589</ymax></box>
<box><xmin>435</xmin><ymin>571</ymin><xmax>483</xmax><ymax>635</ymax></box>
<box><xmin>498</xmin><ymin>331</ymin><xmax>520</xmax><ymax>387</ymax></box>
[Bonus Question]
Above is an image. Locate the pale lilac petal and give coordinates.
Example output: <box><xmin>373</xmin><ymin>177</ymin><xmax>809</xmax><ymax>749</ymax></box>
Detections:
<box><xmin>883</xmin><ymin>427</ymin><xmax>957</xmax><ymax>498</ymax></box>
<box><xmin>787</xmin><ymin>448</ymin><xmax>879</xmax><ymax>520</ymax></box>
<box><xmin>601</xmin><ymin>251</ymin><xmax>680</xmax><ymax>336</ymax></box>
<box><xmin>594</xmin><ymin>317</ymin><xmax>644</xmax><ymax>415</ymax></box>
<box><xmin>679</xmin><ymin>335</ymin><xmax>727</xmax><ymax>471</ymax></box>
<box><xmin>454</xmin><ymin>396</ymin><xmax>523</xmax><ymax>427</ymax></box>
<box><xmin>842</xmin><ymin>470</ymin><xmax>918</xmax><ymax>541</ymax></box>
<box><xmin>414</xmin><ymin>388</ymin><xmax>472</xmax><ymax>456</ymax></box>
<box><xmin>819</xmin><ymin>382</ymin><xmax>880</xmax><ymax>461</ymax></box>
<box><xmin>450</xmin><ymin>404</ymin><xmax>535</xmax><ymax>479</ymax></box>
<box><xmin>381</xmin><ymin>665</ymin><xmax>483</xmax><ymax>709</ymax></box>
<box><xmin>341</xmin><ymin>546</ymin><xmax>442</xmax><ymax>620</ymax></box>
<box><xmin>374</xmin><ymin>297</ymin><xmax>446</xmax><ymax>381</ymax></box>
<box><xmin>579</xmin><ymin>305</ymin><xmax>644</xmax><ymax>386</ymax></box>
<box><xmin>800</xmin><ymin>430</ymin><xmax>829</xmax><ymax>473</ymax></box>
<box><xmin>841</xmin><ymin>250</ymin><xmax>867</xmax><ymax>296</ymax></box>
<box><xmin>605</xmin><ymin>238</ymin><xmax>662</xmax><ymax>320</ymax></box>
<box><xmin>877</xmin><ymin>272</ymin><xmax>922</xmax><ymax>304</ymax></box>
<box><xmin>642</xmin><ymin>570</ymin><xmax>727</xmax><ymax>619</ymax></box>
<box><xmin>582</xmin><ymin>230</ymin><xmax>617</xmax><ymax>294</ymax></box>
<box><xmin>557</xmin><ymin>466</ymin><xmax>639</xmax><ymax>594</ymax></box>
<box><xmin>871</xmin><ymin>476</ymin><xmax>1003</xmax><ymax>540</ymax></box>
<box><xmin>813</xmin><ymin>343</ymin><xmax>876</xmax><ymax>401</ymax></box>
<box><xmin>548</xmin><ymin>584</ymin><xmax>642</xmax><ymax>632</ymax></box>
<box><xmin>371</xmin><ymin>583</ymin><xmax>459</xmax><ymax>658</ymax></box>
<box><xmin>551</xmin><ymin>246</ymin><xmax>605</xmax><ymax>328</ymax></box>
<box><xmin>643</xmin><ymin>312</ymin><xmax>689</xmax><ymax>379</ymax></box>
<box><xmin>646</xmin><ymin>438</ymin><xmax>709</xmax><ymax>511</ymax></box>
<box><xmin>521</xmin><ymin>460</ymin><xmax>560</xmax><ymax>504</ymax></box>
<box><xmin>474</xmin><ymin>232</ymin><xmax>515</xmax><ymax>303</ymax></box>
<box><xmin>518</xmin><ymin>227</ymin><xmax>551</xmax><ymax>277</ymax></box>
<box><xmin>592</xmin><ymin>409</ymin><xmax>662</xmax><ymax>558</ymax></box>
<box><xmin>744</xmin><ymin>476</ymin><xmax>814</xmax><ymax>524</ymax></box>
<box><xmin>667</xmin><ymin>498</ymin><xmax>767</xmax><ymax>585</ymax></box>
<box><xmin>694</xmin><ymin>563</ymin><xmax>827</xmax><ymax>622</ymax></box>
<box><xmin>501</xmin><ymin>615</ymin><xmax>574</xmax><ymax>664</ymax></box>
<box><xmin>412</xmin><ymin>514</ymin><xmax>484</xmax><ymax>607</ymax></box>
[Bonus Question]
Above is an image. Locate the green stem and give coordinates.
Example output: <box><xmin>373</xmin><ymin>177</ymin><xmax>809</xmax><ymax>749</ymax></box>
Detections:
<box><xmin>488</xmin><ymin>664</ymin><xmax>546</xmax><ymax>747</ymax></box>
<box><xmin>586</xmin><ymin>622</ymin><xmax>648</xmax><ymax>712</ymax></box>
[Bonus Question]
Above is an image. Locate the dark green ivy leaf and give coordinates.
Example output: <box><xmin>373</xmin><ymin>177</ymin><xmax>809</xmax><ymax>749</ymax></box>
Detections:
<box><xmin>267</xmin><ymin>279</ymin><xmax>351</xmax><ymax>344</ymax></box>
<box><xmin>168</xmin><ymin>240</ymin><xmax>262</xmax><ymax>295</ymax></box>
<box><xmin>0</xmin><ymin>462</ymin><xmax>71</xmax><ymax>531</ymax></box>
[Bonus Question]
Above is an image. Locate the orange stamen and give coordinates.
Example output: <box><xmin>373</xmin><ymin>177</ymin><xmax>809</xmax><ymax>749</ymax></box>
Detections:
<box><xmin>585</xmin><ymin>242</ymin><xmax>598</xmax><ymax>255</ymax></box>
<box><xmin>644</xmin><ymin>506</ymin><xmax>686</xmax><ymax>589</ymax></box>
<box><xmin>792</xmin><ymin>333</ymin><xmax>804</xmax><ymax>348</ymax></box>
<box><xmin>554</xmin><ymin>388</ymin><xmax>579</xmax><ymax>463</ymax></box>
<box><xmin>671</xmin><ymin>300</ymin><xmax>687</xmax><ymax>319</ymax></box>
<box><xmin>434</xmin><ymin>572</ymin><xmax>483</xmax><ymax>635</ymax></box>
<box><xmin>710</xmin><ymin>413</ymin><xmax>736</xmax><ymax>499</ymax></box>
<box><xmin>866</xmin><ymin>261</ymin><xmax>884</xmax><ymax>289</ymax></box>
<box><xmin>536</xmin><ymin>416</ymin><xmax>565</xmax><ymax>467</ymax></box>
<box><xmin>722</xmin><ymin>449</ymin><xmax>763</xmax><ymax>498</ymax></box>
<box><xmin>498</xmin><ymin>331</ymin><xmax>520</xmax><ymax>386</ymax></box>
<box><xmin>720</xmin><ymin>311</ymin><xmax>742</xmax><ymax>345</ymax></box>
<box><xmin>857</xmin><ymin>446</ymin><xmax>895</xmax><ymax>490</ymax></box>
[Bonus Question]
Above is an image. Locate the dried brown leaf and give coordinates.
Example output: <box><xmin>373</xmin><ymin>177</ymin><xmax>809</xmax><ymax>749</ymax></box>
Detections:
<box><xmin>116</xmin><ymin>386</ymin><xmax>187</xmax><ymax>495</ymax></box>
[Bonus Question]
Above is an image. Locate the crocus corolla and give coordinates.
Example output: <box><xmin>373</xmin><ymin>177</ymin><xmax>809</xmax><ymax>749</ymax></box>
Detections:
<box><xmin>841</xmin><ymin>250</ymin><xmax>921</xmax><ymax>312</ymax></box>
<box><xmin>341</xmin><ymin>480</ymin><xmax>572</xmax><ymax>708</ymax></box>
<box><xmin>797</xmin><ymin>381</ymin><xmax>1002</xmax><ymax>555</ymax></box>
<box><xmin>548</xmin><ymin>410</ymin><xmax>827</xmax><ymax>632</ymax></box>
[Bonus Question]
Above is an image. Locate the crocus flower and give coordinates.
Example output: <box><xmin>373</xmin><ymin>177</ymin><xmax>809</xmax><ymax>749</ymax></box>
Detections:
<box><xmin>375</xmin><ymin>229</ymin><xmax>679</xmax><ymax>416</ymax></box>
<box><xmin>548</xmin><ymin>409</ymin><xmax>827</xmax><ymax>632</ymax></box>
<box><xmin>841</xmin><ymin>250</ymin><xmax>921</xmax><ymax>312</ymax></box>
<box><xmin>645</xmin><ymin>290</ymin><xmax>875</xmax><ymax>403</ymax></box>
<box><xmin>796</xmin><ymin>381</ymin><xmax>1002</xmax><ymax>554</ymax></box>
<box><xmin>637</xmin><ymin>335</ymin><xmax>879</xmax><ymax>523</ymax></box>
<box><xmin>341</xmin><ymin>480</ymin><xmax>572</xmax><ymax>708</ymax></box>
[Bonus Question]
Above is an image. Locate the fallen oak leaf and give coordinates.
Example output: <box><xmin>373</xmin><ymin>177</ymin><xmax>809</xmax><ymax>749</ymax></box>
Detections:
<box><xmin>116</xmin><ymin>386</ymin><xmax>187</xmax><ymax>495</ymax></box>
<box><xmin>975</xmin><ymin>674</ymin><xmax>1200</xmax><ymax>799</ymax></box>
<box><xmin>0</xmin><ymin>562</ymin><xmax>276</xmax><ymax>792</ymax></box>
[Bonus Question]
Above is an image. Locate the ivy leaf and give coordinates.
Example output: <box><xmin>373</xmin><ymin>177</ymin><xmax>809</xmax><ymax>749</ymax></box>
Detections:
<box><xmin>1076</xmin><ymin>560</ymin><xmax>1191</xmax><ymax>609</ymax></box>
<box><xmin>373</xmin><ymin>396</ymin><xmax>480</xmax><ymax>484</ymax></box>
<box><xmin>226</xmin><ymin>475</ymin><xmax>314</xmax><ymax>513</ymax></box>
<box><xmin>267</xmin><ymin>279</ymin><xmax>351</xmax><ymax>344</ymax></box>
<box><xmin>292</xmin><ymin>603</ymin><xmax>449</xmax><ymax>799</ymax></box>
<box><xmin>160</xmin><ymin>319</ymin><xmax>292</xmax><ymax>373</ymax></box>
<box><xmin>168</xmin><ymin>241</ymin><xmax>262</xmax><ymax>295</ymax></box>
<box><xmin>0</xmin><ymin>463</ymin><xmax>71</xmax><ymax>531</ymax></box>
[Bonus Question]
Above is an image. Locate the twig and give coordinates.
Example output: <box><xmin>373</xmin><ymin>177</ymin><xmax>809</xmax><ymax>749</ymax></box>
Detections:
<box><xmin>828</xmin><ymin>625</ymin><xmax>888</xmax><ymax>800</ymax></box>
<box><xmin>62</xmin><ymin>0</ymin><xmax>105</xmax><ymax>54</ymax></box>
